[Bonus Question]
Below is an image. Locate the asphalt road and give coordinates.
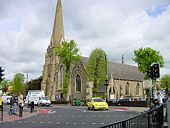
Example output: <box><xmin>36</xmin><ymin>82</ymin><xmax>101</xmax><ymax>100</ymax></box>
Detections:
<box><xmin>0</xmin><ymin>106</ymin><xmax>141</xmax><ymax>128</ymax></box>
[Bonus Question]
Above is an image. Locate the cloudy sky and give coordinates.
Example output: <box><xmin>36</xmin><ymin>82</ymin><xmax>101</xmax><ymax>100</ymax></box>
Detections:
<box><xmin>0</xmin><ymin>0</ymin><xmax>170</xmax><ymax>81</ymax></box>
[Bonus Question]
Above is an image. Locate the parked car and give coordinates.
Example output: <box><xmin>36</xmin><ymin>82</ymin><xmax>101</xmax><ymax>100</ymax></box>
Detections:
<box><xmin>87</xmin><ymin>97</ymin><xmax>109</xmax><ymax>110</ymax></box>
<box><xmin>1</xmin><ymin>95</ymin><xmax>12</xmax><ymax>104</ymax></box>
<box><xmin>37</xmin><ymin>96</ymin><xmax>51</xmax><ymax>106</ymax></box>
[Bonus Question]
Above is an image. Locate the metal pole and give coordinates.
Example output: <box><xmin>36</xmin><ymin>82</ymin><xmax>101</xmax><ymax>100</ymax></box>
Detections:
<box><xmin>149</xmin><ymin>80</ymin><xmax>152</xmax><ymax>107</ymax></box>
<box><xmin>0</xmin><ymin>105</ymin><xmax>3</xmax><ymax>121</ymax></box>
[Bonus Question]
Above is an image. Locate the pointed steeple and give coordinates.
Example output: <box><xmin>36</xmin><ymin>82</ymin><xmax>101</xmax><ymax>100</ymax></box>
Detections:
<box><xmin>51</xmin><ymin>0</ymin><xmax>64</xmax><ymax>48</ymax></box>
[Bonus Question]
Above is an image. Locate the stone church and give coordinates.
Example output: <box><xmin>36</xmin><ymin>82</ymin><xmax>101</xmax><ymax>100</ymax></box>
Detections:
<box><xmin>41</xmin><ymin>0</ymin><xmax>145</xmax><ymax>102</ymax></box>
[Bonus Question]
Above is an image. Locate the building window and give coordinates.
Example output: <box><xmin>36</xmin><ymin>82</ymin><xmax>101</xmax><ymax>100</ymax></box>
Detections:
<box><xmin>76</xmin><ymin>74</ymin><xmax>81</xmax><ymax>92</ymax></box>
<box><xmin>59</xmin><ymin>65</ymin><xmax>64</xmax><ymax>88</ymax></box>
<box><xmin>136</xmin><ymin>83</ymin><xmax>140</xmax><ymax>95</ymax></box>
<box><xmin>125</xmin><ymin>82</ymin><xmax>130</xmax><ymax>95</ymax></box>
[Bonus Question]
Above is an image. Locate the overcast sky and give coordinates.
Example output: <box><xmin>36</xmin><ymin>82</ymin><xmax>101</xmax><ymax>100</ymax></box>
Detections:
<box><xmin>0</xmin><ymin>0</ymin><xmax>170</xmax><ymax>81</ymax></box>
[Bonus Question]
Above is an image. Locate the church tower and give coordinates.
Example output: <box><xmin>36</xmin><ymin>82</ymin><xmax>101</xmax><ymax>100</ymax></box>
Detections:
<box><xmin>41</xmin><ymin>0</ymin><xmax>64</xmax><ymax>101</ymax></box>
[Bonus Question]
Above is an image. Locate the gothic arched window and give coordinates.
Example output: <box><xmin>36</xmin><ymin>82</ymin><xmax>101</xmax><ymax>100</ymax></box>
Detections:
<box><xmin>136</xmin><ymin>83</ymin><xmax>140</xmax><ymax>95</ymax></box>
<box><xmin>125</xmin><ymin>82</ymin><xmax>130</xmax><ymax>95</ymax></box>
<box><xmin>76</xmin><ymin>74</ymin><xmax>81</xmax><ymax>92</ymax></box>
<box><xmin>59</xmin><ymin>65</ymin><xmax>64</xmax><ymax>88</ymax></box>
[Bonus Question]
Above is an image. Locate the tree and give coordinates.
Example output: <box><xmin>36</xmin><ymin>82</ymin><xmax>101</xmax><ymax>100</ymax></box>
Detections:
<box><xmin>86</xmin><ymin>48</ymin><xmax>108</xmax><ymax>95</ymax></box>
<box><xmin>133</xmin><ymin>47</ymin><xmax>164</xmax><ymax>79</ymax></box>
<box><xmin>54</xmin><ymin>40</ymin><xmax>80</xmax><ymax>98</ymax></box>
<box><xmin>0</xmin><ymin>79</ymin><xmax>10</xmax><ymax>93</ymax></box>
<box><xmin>26</xmin><ymin>76</ymin><xmax>42</xmax><ymax>90</ymax></box>
<box><xmin>12</xmin><ymin>73</ymin><xmax>26</xmax><ymax>95</ymax></box>
<box><xmin>160</xmin><ymin>75</ymin><xmax>170</xmax><ymax>89</ymax></box>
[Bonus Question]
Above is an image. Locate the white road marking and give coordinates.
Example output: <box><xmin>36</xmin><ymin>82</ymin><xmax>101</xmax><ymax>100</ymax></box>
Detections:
<box><xmin>101</xmin><ymin>123</ymin><xmax>104</xmax><ymax>124</ymax></box>
<box><xmin>56</xmin><ymin>122</ymin><xmax>60</xmax><ymax>124</ymax></box>
<box><xmin>40</xmin><ymin>122</ymin><xmax>44</xmax><ymax>124</ymax></box>
<box><xmin>65</xmin><ymin>122</ymin><xmax>69</xmax><ymax>124</ymax></box>
<box><xmin>73</xmin><ymin>123</ymin><xmax>77</xmax><ymax>124</ymax></box>
<box><xmin>81</xmin><ymin>123</ymin><xmax>85</xmax><ymax>125</ymax></box>
<box><xmin>32</xmin><ymin>121</ymin><xmax>36</xmax><ymax>124</ymax></box>
<box><xmin>92</xmin><ymin>123</ymin><xmax>96</xmax><ymax>125</ymax></box>
<box><xmin>50</xmin><ymin>110</ymin><xmax>56</xmax><ymax>114</ymax></box>
<box><xmin>48</xmin><ymin>122</ymin><xmax>52</xmax><ymax>124</ymax></box>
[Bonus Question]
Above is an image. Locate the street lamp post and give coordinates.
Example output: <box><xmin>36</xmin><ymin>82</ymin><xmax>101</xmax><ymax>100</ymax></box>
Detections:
<box><xmin>105</xmin><ymin>78</ymin><xmax>109</xmax><ymax>102</ymax></box>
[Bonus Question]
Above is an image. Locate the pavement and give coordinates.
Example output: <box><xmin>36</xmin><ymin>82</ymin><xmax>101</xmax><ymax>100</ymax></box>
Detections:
<box><xmin>0</xmin><ymin>104</ymin><xmax>38</xmax><ymax>123</ymax></box>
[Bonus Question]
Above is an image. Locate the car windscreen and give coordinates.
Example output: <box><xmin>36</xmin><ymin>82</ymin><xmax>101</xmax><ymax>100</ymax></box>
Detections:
<box><xmin>93</xmin><ymin>98</ymin><xmax>104</xmax><ymax>102</ymax></box>
<box><xmin>42</xmin><ymin>97</ymin><xmax>48</xmax><ymax>100</ymax></box>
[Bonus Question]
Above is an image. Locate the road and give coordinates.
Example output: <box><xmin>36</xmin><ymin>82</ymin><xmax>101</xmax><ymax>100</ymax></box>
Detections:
<box><xmin>0</xmin><ymin>106</ymin><xmax>140</xmax><ymax>128</ymax></box>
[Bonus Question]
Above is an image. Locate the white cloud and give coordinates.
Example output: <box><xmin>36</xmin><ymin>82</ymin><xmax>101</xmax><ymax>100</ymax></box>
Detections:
<box><xmin>0</xmin><ymin>0</ymin><xmax>170</xmax><ymax>81</ymax></box>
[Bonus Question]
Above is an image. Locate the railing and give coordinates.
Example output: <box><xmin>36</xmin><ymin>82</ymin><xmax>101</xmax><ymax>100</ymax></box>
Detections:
<box><xmin>100</xmin><ymin>104</ymin><xmax>164</xmax><ymax>128</ymax></box>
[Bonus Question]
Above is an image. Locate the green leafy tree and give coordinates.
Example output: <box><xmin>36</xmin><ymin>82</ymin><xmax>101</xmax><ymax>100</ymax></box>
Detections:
<box><xmin>12</xmin><ymin>73</ymin><xmax>26</xmax><ymax>95</ymax></box>
<box><xmin>160</xmin><ymin>75</ymin><xmax>170</xmax><ymax>90</ymax></box>
<box><xmin>54</xmin><ymin>40</ymin><xmax>80</xmax><ymax>98</ymax></box>
<box><xmin>0</xmin><ymin>79</ymin><xmax>11</xmax><ymax>93</ymax></box>
<box><xmin>86</xmin><ymin>48</ymin><xmax>107</xmax><ymax>95</ymax></box>
<box><xmin>133</xmin><ymin>47</ymin><xmax>164</xmax><ymax>78</ymax></box>
<box><xmin>26</xmin><ymin>76</ymin><xmax>42</xmax><ymax>90</ymax></box>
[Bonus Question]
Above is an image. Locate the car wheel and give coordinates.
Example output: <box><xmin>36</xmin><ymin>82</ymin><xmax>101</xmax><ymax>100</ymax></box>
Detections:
<box><xmin>92</xmin><ymin>106</ymin><xmax>95</xmax><ymax>111</ymax></box>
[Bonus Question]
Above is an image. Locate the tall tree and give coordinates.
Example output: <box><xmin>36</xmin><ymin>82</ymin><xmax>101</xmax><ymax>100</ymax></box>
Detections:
<box><xmin>160</xmin><ymin>75</ymin><xmax>170</xmax><ymax>90</ymax></box>
<box><xmin>26</xmin><ymin>76</ymin><xmax>42</xmax><ymax>90</ymax></box>
<box><xmin>54</xmin><ymin>40</ymin><xmax>80</xmax><ymax>98</ymax></box>
<box><xmin>133</xmin><ymin>47</ymin><xmax>164</xmax><ymax>78</ymax></box>
<box><xmin>86</xmin><ymin>48</ymin><xmax>108</xmax><ymax>95</ymax></box>
<box><xmin>12</xmin><ymin>73</ymin><xmax>26</xmax><ymax>95</ymax></box>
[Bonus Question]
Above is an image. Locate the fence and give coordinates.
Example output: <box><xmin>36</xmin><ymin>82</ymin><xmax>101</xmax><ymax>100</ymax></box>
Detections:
<box><xmin>100</xmin><ymin>104</ymin><xmax>164</xmax><ymax>128</ymax></box>
<box><xmin>107</xmin><ymin>100</ymin><xmax>148</xmax><ymax>107</ymax></box>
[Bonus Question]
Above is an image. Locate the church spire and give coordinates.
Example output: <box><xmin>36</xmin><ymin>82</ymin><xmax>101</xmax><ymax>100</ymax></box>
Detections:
<box><xmin>51</xmin><ymin>0</ymin><xmax>64</xmax><ymax>47</ymax></box>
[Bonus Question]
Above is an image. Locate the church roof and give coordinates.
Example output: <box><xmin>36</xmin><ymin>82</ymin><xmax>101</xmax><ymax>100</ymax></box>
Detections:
<box><xmin>81</xmin><ymin>56</ymin><xmax>144</xmax><ymax>81</ymax></box>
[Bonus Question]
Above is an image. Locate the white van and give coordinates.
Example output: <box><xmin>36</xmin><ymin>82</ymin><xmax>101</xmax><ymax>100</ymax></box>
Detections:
<box><xmin>25</xmin><ymin>90</ymin><xmax>45</xmax><ymax>105</ymax></box>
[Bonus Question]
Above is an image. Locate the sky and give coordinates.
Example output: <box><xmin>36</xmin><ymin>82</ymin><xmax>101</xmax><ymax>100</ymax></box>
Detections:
<box><xmin>0</xmin><ymin>0</ymin><xmax>170</xmax><ymax>81</ymax></box>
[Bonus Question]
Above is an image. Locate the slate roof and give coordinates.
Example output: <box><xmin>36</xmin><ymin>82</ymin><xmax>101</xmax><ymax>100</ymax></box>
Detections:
<box><xmin>81</xmin><ymin>56</ymin><xmax>144</xmax><ymax>82</ymax></box>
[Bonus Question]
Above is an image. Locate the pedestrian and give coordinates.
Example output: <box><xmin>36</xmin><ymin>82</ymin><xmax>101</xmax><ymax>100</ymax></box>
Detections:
<box><xmin>30</xmin><ymin>101</ymin><xmax>34</xmax><ymax>113</ymax></box>
<box><xmin>13</xmin><ymin>96</ymin><xmax>17</xmax><ymax>115</ymax></box>
<box><xmin>8</xmin><ymin>97</ymin><xmax>14</xmax><ymax>115</ymax></box>
<box><xmin>18</xmin><ymin>94</ymin><xmax>24</xmax><ymax>117</ymax></box>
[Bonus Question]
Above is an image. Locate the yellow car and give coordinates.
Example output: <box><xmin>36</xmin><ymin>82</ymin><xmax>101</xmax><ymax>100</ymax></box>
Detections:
<box><xmin>87</xmin><ymin>97</ymin><xmax>109</xmax><ymax>110</ymax></box>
